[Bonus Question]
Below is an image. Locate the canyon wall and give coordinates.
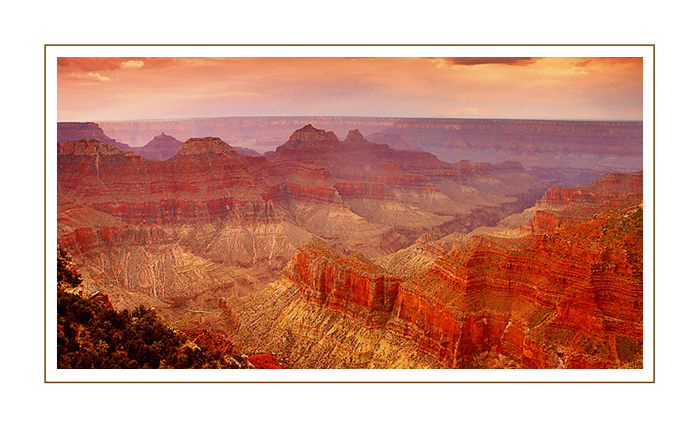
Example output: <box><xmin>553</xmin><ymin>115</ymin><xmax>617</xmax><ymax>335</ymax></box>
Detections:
<box><xmin>227</xmin><ymin>203</ymin><xmax>642</xmax><ymax>369</ymax></box>
<box><xmin>224</xmin><ymin>170</ymin><xmax>643</xmax><ymax>369</ymax></box>
<box><xmin>531</xmin><ymin>170</ymin><xmax>643</xmax><ymax>233</ymax></box>
<box><xmin>57</xmin><ymin>125</ymin><xmax>547</xmax><ymax>327</ymax></box>
<box><xmin>56</xmin><ymin>122</ymin><xmax>643</xmax><ymax>369</ymax></box>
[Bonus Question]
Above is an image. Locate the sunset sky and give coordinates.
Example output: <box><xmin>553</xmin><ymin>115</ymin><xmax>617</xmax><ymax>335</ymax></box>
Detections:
<box><xmin>57</xmin><ymin>56</ymin><xmax>643</xmax><ymax>122</ymax></box>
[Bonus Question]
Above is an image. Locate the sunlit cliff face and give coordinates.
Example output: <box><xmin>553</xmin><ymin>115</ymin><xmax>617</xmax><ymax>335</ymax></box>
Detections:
<box><xmin>57</xmin><ymin>57</ymin><xmax>642</xmax><ymax>122</ymax></box>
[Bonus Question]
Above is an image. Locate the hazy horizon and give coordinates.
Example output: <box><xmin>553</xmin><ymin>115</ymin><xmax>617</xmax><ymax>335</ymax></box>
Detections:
<box><xmin>59</xmin><ymin>114</ymin><xmax>644</xmax><ymax>124</ymax></box>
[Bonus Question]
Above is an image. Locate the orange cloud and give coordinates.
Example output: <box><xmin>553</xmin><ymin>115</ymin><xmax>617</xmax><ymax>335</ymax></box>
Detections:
<box><xmin>67</xmin><ymin>72</ymin><xmax>113</xmax><ymax>82</ymax></box>
<box><xmin>119</xmin><ymin>60</ymin><xmax>145</xmax><ymax>70</ymax></box>
<box><xmin>58</xmin><ymin>57</ymin><xmax>127</xmax><ymax>72</ymax></box>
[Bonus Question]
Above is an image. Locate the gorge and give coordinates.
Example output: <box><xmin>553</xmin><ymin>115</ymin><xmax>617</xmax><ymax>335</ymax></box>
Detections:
<box><xmin>55</xmin><ymin>118</ymin><xmax>644</xmax><ymax>369</ymax></box>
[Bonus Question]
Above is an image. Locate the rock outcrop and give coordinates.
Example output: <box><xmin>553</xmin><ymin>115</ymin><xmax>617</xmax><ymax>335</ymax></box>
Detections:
<box><xmin>266</xmin><ymin>125</ymin><xmax>447</xmax><ymax>175</ymax></box>
<box><xmin>266</xmin><ymin>126</ymin><xmax>549</xmax><ymax>243</ymax></box>
<box><xmin>537</xmin><ymin>171</ymin><xmax>643</xmax><ymax>207</ymax></box>
<box><xmin>283</xmin><ymin>239</ymin><xmax>402</xmax><ymax>327</ymax></box>
<box><xmin>391</xmin><ymin>204</ymin><xmax>643</xmax><ymax>368</ymax></box>
<box><xmin>59</xmin><ymin>137</ymin><xmax>267</xmax><ymax>224</ymax></box>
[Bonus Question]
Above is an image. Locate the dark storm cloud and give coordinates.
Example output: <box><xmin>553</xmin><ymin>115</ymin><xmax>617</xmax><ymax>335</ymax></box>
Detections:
<box><xmin>444</xmin><ymin>57</ymin><xmax>535</xmax><ymax>66</ymax></box>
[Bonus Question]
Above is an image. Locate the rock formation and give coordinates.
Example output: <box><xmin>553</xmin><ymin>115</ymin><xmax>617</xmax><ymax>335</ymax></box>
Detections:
<box><xmin>224</xmin><ymin>172</ymin><xmax>643</xmax><ymax>369</ymax></box>
<box><xmin>98</xmin><ymin>116</ymin><xmax>400</xmax><ymax>151</ymax></box>
<box><xmin>461</xmin><ymin>170</ymin><xmax>643</xmax><ymax>238</ymax></box>
<box><xmin>57</xmin><ymin>126</ymin><xmax>549</xmax><ymax>332</ymax></box>
<box><xmin>388</xmin><ymin>204</ymin><xmax>643</xmax><ymax>368</ymax></box>
<box><xmin>283</xmin><ymin>238</ymin><xmax>402</xmax><ymax>327</ymax></box>
<box><xmin>266</xmin><ymin>125</ymin><xmax>548</xmax><ymax>244</ymax></box>
<box><xmin>531</xmin><ymin>170</ymin><xmax>643</xmax><ymax>233</ymax></box>
<box><xmin>58</xmin><ymin>122</ymin><xmax>135</xmax><ymax>152</ymax></box>
<box><xmin>58</xmin><ymin>119</ymin><xmax>645</xmax><ymax>369</ymax></box>
<box><xmin>136</xmin><ymin>133</ymin><xmax>183</xmax><ymax>161</ymax></box>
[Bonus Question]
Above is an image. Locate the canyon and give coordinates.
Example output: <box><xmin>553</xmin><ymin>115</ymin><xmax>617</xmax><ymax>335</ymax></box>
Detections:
<box><xmin>57</xmin><ymin>124</ymin><xmax>547</xmax><ymax>323</ymax></box>
<box><xmin>222</xmin><ymin>172</ymin><xmax>643</xmax><ymax>369</ymax></box>
<box><xmin>56</xmin><ymin>119</ymin><xmax>644</xmax><ymax>369</ymax></box>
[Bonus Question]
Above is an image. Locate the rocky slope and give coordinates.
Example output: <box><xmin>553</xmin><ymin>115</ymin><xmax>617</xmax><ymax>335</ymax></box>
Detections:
<box><xmin>57</xmin><ymin>126</ymin><xmax>548</xmax><ymax>328</ymax></box>
<box><xmin>57</xmin><ymin>137</ymin><xmax>308</xmax><ymax>314</ymax></box>
<box><xmin>390</xmin><ymin>204</ymin><xmax>643</xmax><ymax>368</ymax></box>
<box><xmin>224</xmin><ymin>172</ymin><xmax>643</xmax><ymax>369</ymax></box>
<box><xmin>57</xmin><ymin>246</ymin><xmax>291</xmax><ymax>369</ymax></box>
<box><xmin>267</xmin><ymin>125</ymin><xmax>548</xmax><ymax>243</ymax></box>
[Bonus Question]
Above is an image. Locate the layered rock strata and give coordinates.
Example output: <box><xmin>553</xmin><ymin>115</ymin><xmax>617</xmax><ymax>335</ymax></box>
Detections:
<box><xmin>464</xmin><ymin>170</ymin><xmax>644</xmax><ymax>238</ymax></box>
<box><xmin>283</xmin><ymin>239</ymin><xmax>401</xmax><ymax>327</ymax></box>
<box><xmin>57</xmin><ymin>126</ymin><xmax>547</xmax><ymax>325</ymax></box>
<box><xmin>228</xmin><ymin>204</ymin><xmax>642</xmax><ymax>369</ymax></box>
<box><xmin>531</xmin><ymin>170</ymin><xmax>643</xmax><ymax>233</ymax></box>
<box><xmin>388</xmin><ymin>204</ymin><xmax>643</xmax><ymax>368</ymax></box>
<box><xmin>58</xmin><ymin>123</ymin><xmax>643</xmax><ymax>369</ymax></box>
<box><xmin>226</xmin><ymin>168</ymin><xmax>644</xmax><ymax>369</ymax></box>
<box><xmin>266</xmin><ymin>125</ymin><xmax>548</xmax><ymax>242</ymax></box>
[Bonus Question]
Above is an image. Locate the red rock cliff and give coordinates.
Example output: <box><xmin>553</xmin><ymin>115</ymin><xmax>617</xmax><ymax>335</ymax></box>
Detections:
<box><xmin>532</xmin><ymin>170</ymin><xmax>643</xmax><ymax>233</ymax></box>
<box><xmin>392</xmin><ymin>204</ymin><xmax>642</xmax><ymax>368</ymax></box>
<box><xmin>283</xmin><ymin>239</ymin><xmax>401</xmax><ymax>327</ymax></box>
<box><xmin>280</xmin><ymin>204</ymin><xmax>643</xmax><ymax>368</ymax></box>
<box><xmin>58</xmin><ymin>138</ymin><xmax>276</xmax><ymax>225</ymax></box>
<box><xmin>538</xmin><ymin>171</ymin><xmax>643</xmax><ymax>207</ymax></box>
<box><xmin>56</xmin><ymin>126</ymin><xmax>555</xmax><ymax>332</ymax></box>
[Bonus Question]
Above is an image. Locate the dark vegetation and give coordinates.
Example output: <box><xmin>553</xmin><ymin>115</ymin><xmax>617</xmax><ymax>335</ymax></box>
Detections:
<box><xmin>56</xmin><ymin>247</ymin><xmax>251</xmax><ymax>369</ymax></box>
<box><xmin>615</xmin><ymin>334</ymin><xmax>643</xmax><ymax>364</ymax></box>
